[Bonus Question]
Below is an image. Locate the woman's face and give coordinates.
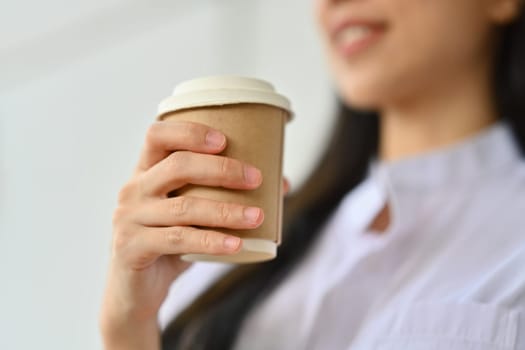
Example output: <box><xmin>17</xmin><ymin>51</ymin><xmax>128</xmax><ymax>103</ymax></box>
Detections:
<box><xmin>315</xmin><ymin>0</ymin><xmax>521</xmax><ymax>110</ymax></box>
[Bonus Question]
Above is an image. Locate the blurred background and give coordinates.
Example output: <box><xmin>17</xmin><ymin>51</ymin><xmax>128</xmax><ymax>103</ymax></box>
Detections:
<box><xmin>0</xmin><ymin>0</ymin><xmax>335</xmax><ymax>348</ymax></box>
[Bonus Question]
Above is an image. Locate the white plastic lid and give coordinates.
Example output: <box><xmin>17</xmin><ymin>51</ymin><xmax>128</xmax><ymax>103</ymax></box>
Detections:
<box><xmin>158</xmin><ymin>76</ymin><xmax>293</xmax><ymax>119</ymax></box>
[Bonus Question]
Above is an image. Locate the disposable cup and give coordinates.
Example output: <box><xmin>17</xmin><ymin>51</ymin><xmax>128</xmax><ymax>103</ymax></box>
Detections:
<box><xmin>157</xmin><ymin>76</ymin><xmax>292</xmax><ymax>263</ymax></box>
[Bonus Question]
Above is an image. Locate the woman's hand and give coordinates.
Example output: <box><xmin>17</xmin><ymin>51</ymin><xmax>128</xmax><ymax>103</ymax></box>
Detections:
<box><xmin>99</xmin><ymin>121</ymin><xmax>266</xmax><ymax>349</ymax></box>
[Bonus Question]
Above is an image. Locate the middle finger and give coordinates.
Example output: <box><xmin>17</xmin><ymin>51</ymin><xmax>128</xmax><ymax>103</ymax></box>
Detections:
<box><xmin>139</xmin><ymin>151</ymin><xmax>262</xmax><ymax>197</ymax></box>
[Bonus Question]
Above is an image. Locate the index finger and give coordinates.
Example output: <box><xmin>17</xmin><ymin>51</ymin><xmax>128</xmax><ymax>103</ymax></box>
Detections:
<box><xmin>135</xmin><ymin>120</ymin><xmax>226</xmax><ymax>174</ymax></box>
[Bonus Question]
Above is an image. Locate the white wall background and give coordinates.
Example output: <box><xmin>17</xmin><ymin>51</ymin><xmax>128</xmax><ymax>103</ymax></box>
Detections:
<box><xmin>0</xmin><ymin>1</ymin><xmax>335</xmax><ymax>348</ymax></box>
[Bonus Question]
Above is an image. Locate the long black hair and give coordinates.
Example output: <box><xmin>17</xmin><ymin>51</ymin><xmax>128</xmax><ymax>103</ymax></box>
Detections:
<box><xmin>161</xmin><ymin>8</ymin><xmax>525</xmax><ymax>349</ymax></box>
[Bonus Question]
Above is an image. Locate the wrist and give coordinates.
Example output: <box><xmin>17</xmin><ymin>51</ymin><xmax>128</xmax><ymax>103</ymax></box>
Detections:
<box><xmin>100</xmin><ymin>316</ymin><xmax>160</xmax><ymax>350</ymax></box>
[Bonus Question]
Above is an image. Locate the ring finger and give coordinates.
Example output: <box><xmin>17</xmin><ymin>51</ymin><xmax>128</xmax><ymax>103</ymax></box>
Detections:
<box><xmin>134</xmin><ymin>196</ymin><xmax>264</xmax><ymax>229</ymax></box>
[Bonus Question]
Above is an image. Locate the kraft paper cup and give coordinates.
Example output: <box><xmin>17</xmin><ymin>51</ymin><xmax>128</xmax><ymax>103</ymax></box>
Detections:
<box><xmin>157</xmin><ymin>76</ymin><xmax>292</xmax><ymax>263</ymax></box>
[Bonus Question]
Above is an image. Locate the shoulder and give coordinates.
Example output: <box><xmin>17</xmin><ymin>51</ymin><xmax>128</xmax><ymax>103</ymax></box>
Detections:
<box><xmin>483</xmin><ymin>156</ymin><xmax>525</xmax><ymax>221</ymax></box>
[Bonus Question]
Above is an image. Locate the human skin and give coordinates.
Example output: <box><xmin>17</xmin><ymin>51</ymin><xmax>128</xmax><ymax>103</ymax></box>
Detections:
<box><xmin>100</xmin><ymin>122</ymin><xmax>266</xmax><ymax>349</ymax></box>
<box><xmin>315</xmin><ymin>0</ymin><xmax>522</xmax><ymax>160</ymax></box>
<box><xmin>100</xmin><ymin>0</ymin><xmax>522</xmax><ymax>348</ymax></box>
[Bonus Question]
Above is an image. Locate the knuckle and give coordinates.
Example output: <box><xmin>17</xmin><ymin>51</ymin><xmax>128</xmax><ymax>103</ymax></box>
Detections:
<box><xmin>111</xmin><ymin>206</ymin><xmax>128</xmax><ymax>225</ymax></box>
<box><xmin>216</xmin><ymin>202</ymin><xmax>232</xmax><ymax>224</ymax></box>
<box><xmin>145</xmin><ymin>122</ymin><xmax>163</xmax><ymax>146</ymax></box>
<box><xmin>179</xmin><ymin>121</ymin><xmax>200</xmax><ymax>139</ymax></box>
<box><xmin>165</xmin><ymin>227</ymin><xmax>184</xmax><ymax>246</ymax></box>
<box><xmin>113</xmin><ymin>235</ymin><xmax>127</xmax><ymax>252</ymax></box>
<box><xmin>117</xmin><ymin>180</ymin><xmax>139</xmax><ymax>204</ymax></box>
<box><xmin>112</xmin><ymin>226</ymin><xmax>132</xmax><ymax>252</ymax></box>
<box><xmin>167</xmin><ymin>151</ymin><xmax>188</xmax><ymax>172</ymax></box>
<box><xmin>200</xmin><ymin>231</ymin><xmax>212</xmax><ymax>249</ymax></box>
<box><xmin>117</xmin><ymin>175</ymin><xmax>144</xmax><ymax>205</ymax></box>
<box><xmin>218</xmin><ymin>157</ymin><xmax>233</xmax><ymax>178</ymax></box>
<box><xmin>111</xmin><ymin>226</ymin><xmax>159</xmax><ymax>268</ymax></box>
<box><xmin>170</xmin><ymin>196</ymin><xmax>189</xmax><ymax>217</ymax></box>
<box><xmin>133</xmin><ymin>251</ymin><xmax>157</xmax><ymax>270</ymax></box>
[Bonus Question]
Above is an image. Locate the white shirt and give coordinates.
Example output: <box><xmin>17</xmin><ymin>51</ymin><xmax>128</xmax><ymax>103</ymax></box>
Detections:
<box><xmin>160</xmin><ymin>122</ymin><xmax>525</xmax><ymax>349</ymax></box>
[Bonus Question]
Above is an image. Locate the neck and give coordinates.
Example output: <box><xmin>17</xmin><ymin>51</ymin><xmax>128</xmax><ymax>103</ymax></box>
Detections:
<box><xmin>379</xmin><ymin>67</ymin><xmax>498</xmax><ymax>161</ymax></box>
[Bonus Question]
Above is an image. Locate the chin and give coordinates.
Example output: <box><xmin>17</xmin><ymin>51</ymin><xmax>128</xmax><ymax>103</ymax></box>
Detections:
<box><xmin>336</xmin><ymin>80</ymin><xmax>384</xmax><ymax>111</ymax></box>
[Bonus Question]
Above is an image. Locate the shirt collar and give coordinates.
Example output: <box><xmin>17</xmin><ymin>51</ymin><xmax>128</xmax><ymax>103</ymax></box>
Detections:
<box><xmin>372</xmin><ymin>122</ymin><xmax>523</xmax><ymax>190</ymax></box>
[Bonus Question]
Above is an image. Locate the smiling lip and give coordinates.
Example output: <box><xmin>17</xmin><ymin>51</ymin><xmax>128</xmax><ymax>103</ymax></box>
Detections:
<box><xmin>331</xmin><ymin>19</ymin><xmax>386</xmax><ymax>57</ymax></box>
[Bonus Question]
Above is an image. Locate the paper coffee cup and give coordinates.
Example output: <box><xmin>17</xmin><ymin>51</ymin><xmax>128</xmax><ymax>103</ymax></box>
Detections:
<box><xmin>157</xmin><ymin>76</ymin><xmax>292</xmax><ymax>263</ymax></box>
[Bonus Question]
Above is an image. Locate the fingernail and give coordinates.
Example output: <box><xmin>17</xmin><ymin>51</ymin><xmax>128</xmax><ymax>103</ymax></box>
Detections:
<box><xmin>224</xmin><ymin>236</ymin><xmax>241</xmax><ymax>250</ymax></box>
<box><xmin>243</xmin><ymin>207</ymin><xmax>261</xmax><ymax>223</ymax></box>
<box><xmin>205</xmin><ymin>130</ymin><xmax>226</xmax><ymax>148</ymax></box>
<box><xmin>244</xmin><ymin>166</ymin><xmax>262</xmax><ymax>186</ymax></box>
